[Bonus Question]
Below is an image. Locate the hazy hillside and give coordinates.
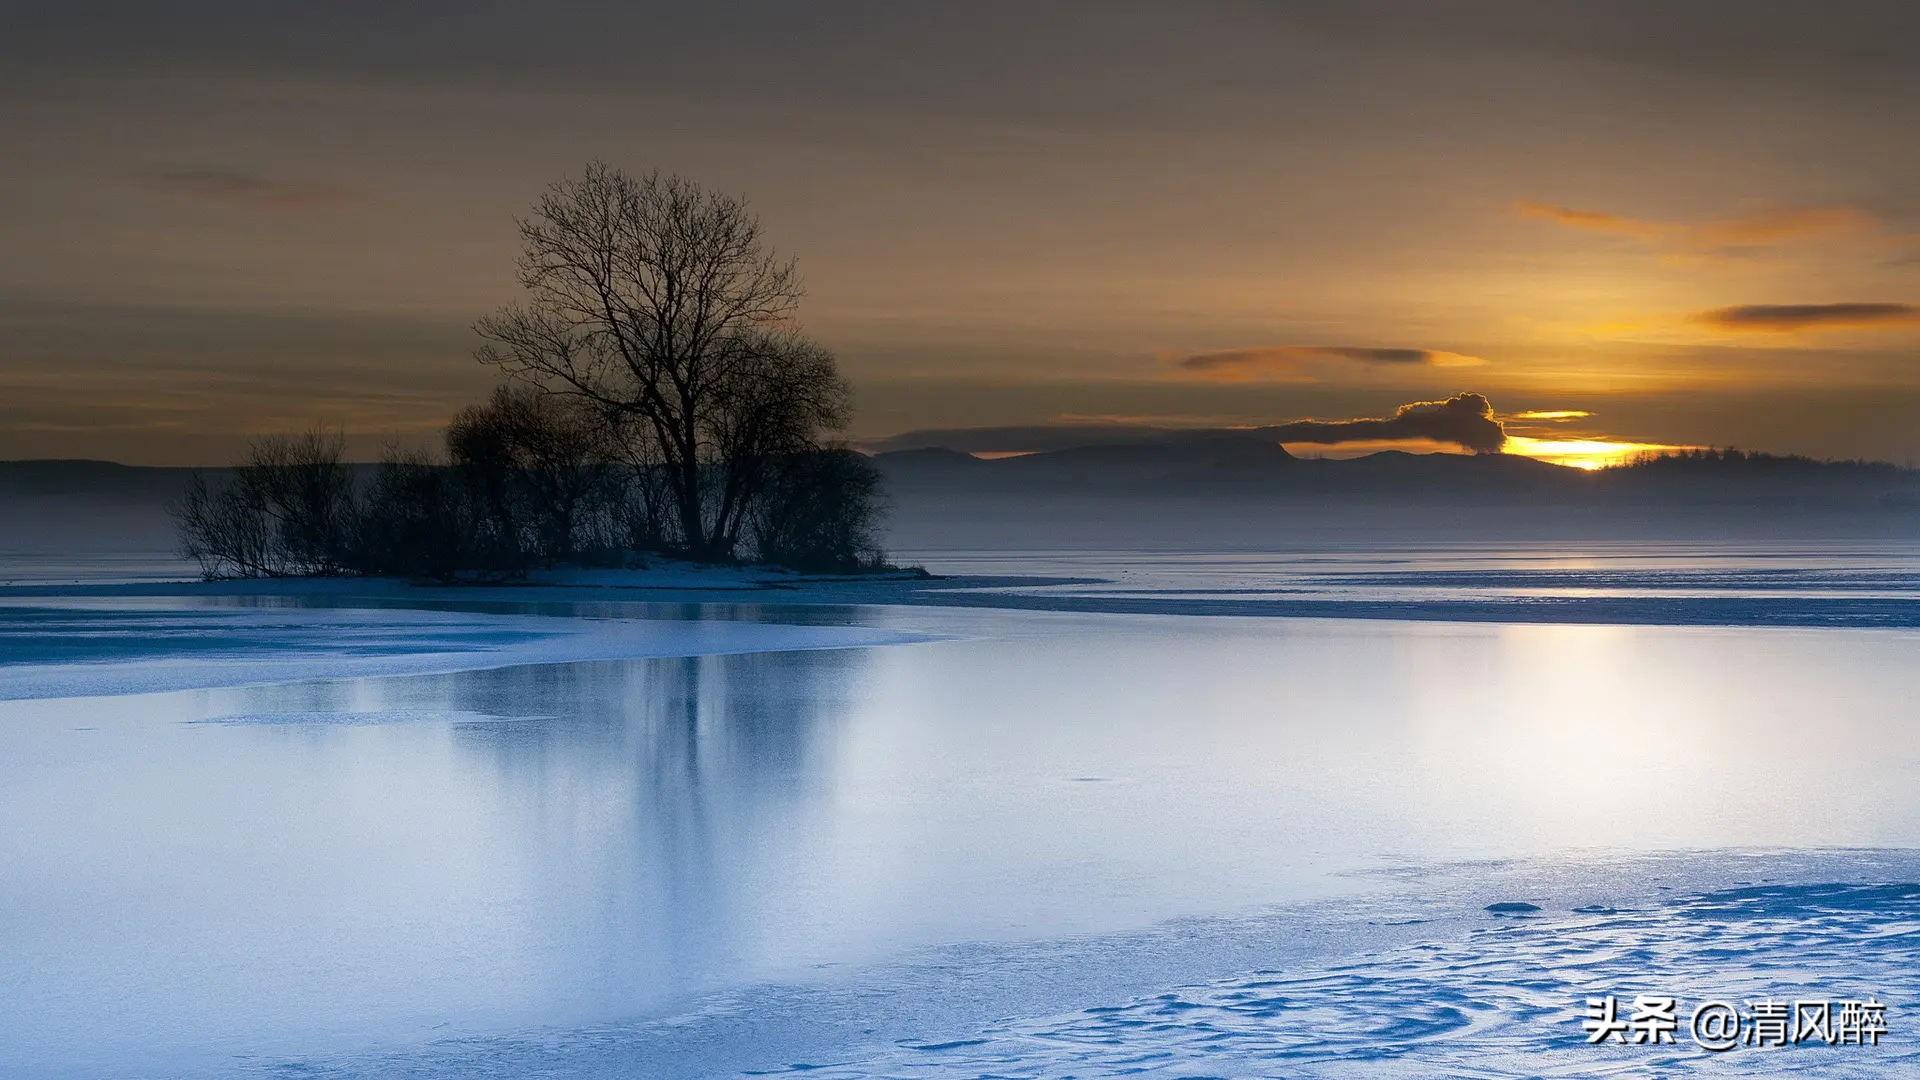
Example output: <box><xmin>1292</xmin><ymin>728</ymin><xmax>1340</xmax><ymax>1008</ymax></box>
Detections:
<box><xmin>5</xmin><ymin>445</ymin><xmax>1918</xmax><ymax>556</ymax></box>
<box><xmin>872</xmin><ymin>438</ymin><xmax>1920</xmax><ymax>549</ymax></box>
<box><xmin>0</xmin><ymin>460</ymin><xmax>209</xmax><ymax>552</ymax></box>
<box><xmin>876</xmin><ymin>439</ymin><xmax>1917</xmax><ymax>500</ymax></box>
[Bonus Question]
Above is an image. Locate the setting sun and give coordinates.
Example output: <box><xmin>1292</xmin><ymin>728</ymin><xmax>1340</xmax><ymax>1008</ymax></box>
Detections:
<box><xmin>1502</xmin><ymin>436</ymin><xmax>1700</xmax><ymax>471</ymax></box>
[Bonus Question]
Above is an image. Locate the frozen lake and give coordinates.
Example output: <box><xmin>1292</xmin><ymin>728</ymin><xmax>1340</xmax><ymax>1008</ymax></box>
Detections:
<box><xmin>2</xmin><ymin>548</ymin><xmax>1918</xmax><ymax>1076</ymax></box>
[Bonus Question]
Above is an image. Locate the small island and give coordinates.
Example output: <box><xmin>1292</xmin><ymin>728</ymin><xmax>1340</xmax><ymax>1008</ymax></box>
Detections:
<box><xmin>176</xmin><ymin>163</ymin><xmax>895</xmax><ymax>582</ymax></box>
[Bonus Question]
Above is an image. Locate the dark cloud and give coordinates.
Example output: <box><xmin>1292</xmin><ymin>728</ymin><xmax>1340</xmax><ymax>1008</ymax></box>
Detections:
<box><xmin>864</xmin><ymin>423</ymin><xmax>1176</xmax><ymax>455</ymax></box>
<box><xmin>142</xmin><ymin>169</ymin><xmax>364</xmax><ymax>209</ymax></box>
<box><xmin>866</xmin><ymin>393</ymin><xmax>1508</xmax><ymax>455</ymax></box>
<box><xmin>1255</xmin><ymin>393</ymin><xmax>1506</xmax><ymax>454</ymax></box>
<box><xmin>1694</xmin><ymin>303</ymin><xmax>1920</xmax><ymax>332</ymax></box>
<box><xmin>1176</xmin><ymin>345</ymin><xmax>1483</xmax><ymax>380</ymax></box>
<box><xmin>1319</xmin><ymin>347</ymin><xmax>1433</xmax><ymax>364</ymax></box>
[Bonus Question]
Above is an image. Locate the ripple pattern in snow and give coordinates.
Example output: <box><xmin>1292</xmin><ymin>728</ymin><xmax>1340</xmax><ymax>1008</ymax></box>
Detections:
<box><xmin>769</xmin><ymin>883</ymin><xmax>1918</xmax><ymax>1078</ymax></box>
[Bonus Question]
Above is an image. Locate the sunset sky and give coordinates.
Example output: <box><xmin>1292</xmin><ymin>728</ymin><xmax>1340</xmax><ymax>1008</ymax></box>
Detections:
<box><xmin>5</xmin><ymin>2</ymin><xmax>1918</xmax><ymax>467</ymax></box>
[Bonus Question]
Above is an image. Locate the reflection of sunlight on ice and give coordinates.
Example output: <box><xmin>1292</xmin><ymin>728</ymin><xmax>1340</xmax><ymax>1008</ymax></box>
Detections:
<box><xmin>1380</xmin><ymin>621</ymin><xmax>1867</xmax><ymax>851</ymax></box>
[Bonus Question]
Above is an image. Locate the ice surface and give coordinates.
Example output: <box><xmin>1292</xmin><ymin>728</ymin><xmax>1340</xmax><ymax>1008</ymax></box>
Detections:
<box><xmin>0</xmin><ymin>600</ymin><xmax>933</xmax><ymax>700</ymax></box>
<box><xmin>8</xmin><ymin>540</ymin><xmax>1920</xmax><ymax>629</ymax></box>
<box><xmin>747</xmin><ymin>880</ymin><xmax>1919</xmax><ymax>1078</ymax></box>
<box><xmin>889</xmin><ymin>542</ymin><xmax>1920</xmax><ymax>627</ymax></box>
<box><xmin>188</xmin><ymin>709</ymin><xmax>543</xmax><ymax>726</ymax></box>
<box><xmin>214</xmin><ymin>853</ymin><xmax>1920</xmax><ymax>1079</ymax></box>
<box><xmin>2</xmin><ymin>547</ymin><xmax>1918</xmax><ymax>1078</ymax></box>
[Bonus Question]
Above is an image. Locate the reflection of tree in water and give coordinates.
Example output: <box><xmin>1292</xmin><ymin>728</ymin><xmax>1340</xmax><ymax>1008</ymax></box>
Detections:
<box><xmin>435</xmin><ymin>646</ymin><xmax>874</xmax><ymax>1001</ymax></box>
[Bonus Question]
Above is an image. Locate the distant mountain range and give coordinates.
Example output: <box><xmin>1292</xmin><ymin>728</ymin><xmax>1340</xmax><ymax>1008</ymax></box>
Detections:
<box><xmin>3</xmin><ymin>445</ymin><xmax>1917</xmax><ymax>554</ymax></box>
<box><xmin>1</xmin><ymin>459</ymin><xmax>205</xmax><ymax>499</ymax></box>
<box><xmin>871</xmin><ymin>438</ymin><xmax>1920</xmax><ymax>506</ymax></box>
<box><xmin>867</xmin><ymin>438</ymin><xmax>1920</xmax><ymax>547</ymax></box>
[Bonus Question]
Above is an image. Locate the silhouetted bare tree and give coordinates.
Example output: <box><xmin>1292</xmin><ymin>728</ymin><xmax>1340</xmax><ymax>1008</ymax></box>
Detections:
<box><xmin>473</xmin><ymin>163</ymin><xmax>854</xmax><ymax>560</ymax></box>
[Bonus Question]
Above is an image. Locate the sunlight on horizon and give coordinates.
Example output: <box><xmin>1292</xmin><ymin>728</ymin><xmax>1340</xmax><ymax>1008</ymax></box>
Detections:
<box><xmin>1503</xmin><ymin>435</ymin><xmax>1701</xmax><ymax>471</ymax></box>
<box><xmin>914</xmin><ymin>436</ymin><xmax>1701</xmax><ymax>471</ymax></box>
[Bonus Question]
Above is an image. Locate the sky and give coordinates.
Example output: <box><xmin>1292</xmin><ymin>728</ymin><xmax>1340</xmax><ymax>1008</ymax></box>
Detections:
<box><xmin>4</xmin><ymin>1</ymin><xmax>1919</xmax><ymax>468</ymax></box>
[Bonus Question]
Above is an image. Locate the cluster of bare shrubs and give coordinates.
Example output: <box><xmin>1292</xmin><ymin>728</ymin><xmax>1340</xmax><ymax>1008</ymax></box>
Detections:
<box><xmin>178</xmin><ymin>394</ymin><xmax>883</xmax><ymax>581</ymax></box>
<box><xmin>175</xmin><ymin>432</ymin><xmax>358</xmax><ymax>578</ymax></box>
<box><xmin>176</xmin><ymin>164</ymin><xmax>892</xmax><ymax>581</ymax></box>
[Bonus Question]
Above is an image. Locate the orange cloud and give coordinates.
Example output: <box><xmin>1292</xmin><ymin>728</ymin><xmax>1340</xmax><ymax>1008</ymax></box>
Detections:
<box><xmin>1515</xmin><ymin>202</ymin><xmax>1665</xmax><ymax>240</ymax></box>
<box><xmin>1175</xmin><ymin>345</ymin><xmax>1485</xmax><ymax>381</ymax></box>
<box><xmin>1516</xmin><ymin>200</ymin><xmax>1873</xmax><ymax>255</ymax></box>
<box><xmin>1692</xmin><ymin>303</ymin><xmax>1920</xmax><ymax>332</ymax></box>
<box><xmin>1687</xmin><ymin>206</ymin><xmax>1872</xmax><ymax>249</ymax></box>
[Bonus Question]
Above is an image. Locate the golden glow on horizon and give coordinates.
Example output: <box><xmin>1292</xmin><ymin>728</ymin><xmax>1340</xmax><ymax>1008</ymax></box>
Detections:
<box><xmin>1508</xmin><ymin>410</ymin><xmax>1592</xmax><ymax>421</ymax></box>
<box><xmin>1502</xmin><ymin>435</ymin><xmax>1700</xmax><ymax>471</ymax></box>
